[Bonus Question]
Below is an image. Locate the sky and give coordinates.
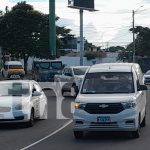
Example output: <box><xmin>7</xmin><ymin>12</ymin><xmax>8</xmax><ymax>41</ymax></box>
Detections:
<box><xmin>1</xmin><ymin>0</ymin><xmax>150</xmax><ymax>48</ymax></box>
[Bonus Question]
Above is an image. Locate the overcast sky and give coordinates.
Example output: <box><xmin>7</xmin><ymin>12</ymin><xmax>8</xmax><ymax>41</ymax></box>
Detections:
<box><xmin>1</xmin><ymin>0</ymin><xmax>150</xmax><ymax>47</ymax></box>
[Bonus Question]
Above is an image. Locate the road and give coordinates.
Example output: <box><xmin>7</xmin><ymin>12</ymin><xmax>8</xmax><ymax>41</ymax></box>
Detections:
<box><xmin>0</xmin><ymin>89</ymin><xmax>150</xmax><ymax>150</ymax></box>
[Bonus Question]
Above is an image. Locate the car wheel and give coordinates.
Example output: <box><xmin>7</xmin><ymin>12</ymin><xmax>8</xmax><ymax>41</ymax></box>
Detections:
<box><xmin>74</xmin><ymin>131</ymin><xmax>83</xmax><ymax>139</ymax></box>
<box><xmin>132</xmin><ymin>116</ymin><xmax>141</xmax><ymax>138</ymax></box>
<box><xmin>41</xmin><ymin>106</ymin><xmax>48</xmax><ymax>120</ymax></box>
<box><xmin>71</xmin><ymin>84</ymin><xmax>79</xmax><ymax>98</ymax></box>
<box><xmin>61</xmin><ymin>89</ymin><xmax>65</xmax><ymax>97</ymax></box>
<box><xmin>27</xmin><ymin>109</ymin><xmax>34</xmax><ymax>127</ymax></box>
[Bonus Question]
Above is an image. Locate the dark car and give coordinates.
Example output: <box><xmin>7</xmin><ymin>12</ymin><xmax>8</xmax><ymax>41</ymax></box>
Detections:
<box><xmin>32</xmin><ymin>60</ymin><xmax>64</xmax><ymax>82</ymax></box>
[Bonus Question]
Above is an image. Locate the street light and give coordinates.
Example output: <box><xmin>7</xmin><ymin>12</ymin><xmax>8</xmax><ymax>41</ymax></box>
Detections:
<box><xmin>132</xmin><ymin>5</ymin><xmax>144</xmax><ymax>62</ymax></box>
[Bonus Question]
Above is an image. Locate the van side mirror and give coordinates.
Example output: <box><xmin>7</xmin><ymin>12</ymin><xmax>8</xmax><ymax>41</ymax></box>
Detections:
<box><xmin>138</xmin><ymin>85</ymin><xmax>148</xmax><ymax>91</ymax></box>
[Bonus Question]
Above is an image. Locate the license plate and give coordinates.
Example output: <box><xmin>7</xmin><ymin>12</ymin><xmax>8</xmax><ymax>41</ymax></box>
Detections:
<box><xmin>0</xmin><ymin>114</ymin><xmax>4</xmax><ymax>119</ymax></box>
<box><xmin>10</xmin><ymin>75</ymin><xmax>20</xmax><ymax>78</ymax></box>
<box><xmin>97</xmin><ymin>116</ymin><xmax>111</xmax><ymax>123</ymax></box>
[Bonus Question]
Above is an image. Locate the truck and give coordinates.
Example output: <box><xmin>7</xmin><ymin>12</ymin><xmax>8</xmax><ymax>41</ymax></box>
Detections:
<box><xmin>32</xmin><ymin>60</ymin><xmax>64</xmax><ymax>82</ymax></box>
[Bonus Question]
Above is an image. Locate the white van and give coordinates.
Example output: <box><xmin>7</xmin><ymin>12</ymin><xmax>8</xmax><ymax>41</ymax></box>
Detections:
<box><xmin>2</xmin><ymin>61</ymin><xmax>25</xmax><ymax>79</ymax></box>
<box><xmin>73</xmin><ymin>63</ymin><xmax>147</xmax><ymax>139</ymax></box>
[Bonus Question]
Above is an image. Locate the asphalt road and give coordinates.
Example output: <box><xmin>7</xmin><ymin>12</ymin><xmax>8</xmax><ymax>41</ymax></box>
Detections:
<box><xmin>0</xmin><ymin>89</ymin><xmax>150</xmax><ymax>150</ymax></box>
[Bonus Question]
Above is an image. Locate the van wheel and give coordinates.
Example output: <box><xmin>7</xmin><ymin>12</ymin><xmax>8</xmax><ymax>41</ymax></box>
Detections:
<box><xmin>132</xmin><ymin>117</ymin><xmax>141</xmax><ymax>138</ymax></box>
<box><xmin>74</xmin><ymin>131</ymin><xmax>83</xmax><ymax>139</ymax></box>
<box><xmin>141</xmin><ymin>113</ymin><xmax>146</xmax><ymax>127</ymax></box>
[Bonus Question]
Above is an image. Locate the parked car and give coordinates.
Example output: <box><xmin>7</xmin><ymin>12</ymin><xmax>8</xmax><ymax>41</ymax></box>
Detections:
<box><xmin>143</xmin><ymin>70</ymin><xmax>150</xmax><ymax>85</ymax></box>
<box><xmin>73</xmin><ymin>63</ymin><xmax>147</xmax><ymax>139</ymax></box>
<box><xmin>32</xmin><ymin>60</ymin><xmax>64</xmax><ymax>82</ymax></box>
<box><xmin>0</xmin><ymin>80</ymin><xmax>48</xmax><ymax>127</ymax></box>
<box><xmin>1</xmin><ymin>61</ymin><xmax>25</xmax><ymax>79</ymax></box>
<box><xmin>54</xmin><ymin>66</ymin><xmax>89</xmax><ymax>97</ymax></box>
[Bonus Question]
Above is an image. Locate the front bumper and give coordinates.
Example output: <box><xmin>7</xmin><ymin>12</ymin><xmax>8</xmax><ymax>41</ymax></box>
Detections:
<box><xmin>73</xmin><ymin>109</ymin><xmax>138</xmax><ymax>132</ymax></box>
<box><xmin>0</xmin><ymin>110</ymin><xmax>30</xmax><ymax>123</ymax></box>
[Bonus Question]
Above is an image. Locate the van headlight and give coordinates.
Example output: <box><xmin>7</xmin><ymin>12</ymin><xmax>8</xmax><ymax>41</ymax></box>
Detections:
<box><xmin>14</xmin><ymin>104</ymin><xmax>22</xmax><ymax>110</ymax></box>
<box><xmin>74</xmin><ymin>102</ymin><xmax>86</xmax><ymax>109</ymax></box>
<box><xmin>122</xmin><ymin>101</ymin><xmax>136</xmax><ymax>109</ymax></box>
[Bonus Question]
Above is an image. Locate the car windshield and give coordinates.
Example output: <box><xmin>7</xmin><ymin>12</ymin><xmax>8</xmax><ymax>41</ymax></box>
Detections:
<box><xmin>51</xmin><ymin>62</ymin><xmax>62</xmax><ymax>69</ymax></box>
<box><xmin>0</xmin><ymin>82</ymin><xmax>30</xmax><ymax>96</ymax></box>
<box><xmin>81</xmin><ymin>72</ymin><xmax>134</xmax><ymax>94</ymax></box>
<box><xmin>73</xmin><ymin>67</ymin><xmax>88</xmax><ymax>75</ymax></box>
<box><xmin>9</xmin><ymin>65</ymin><xmax>23</xmax><ymax>69</ymax></box>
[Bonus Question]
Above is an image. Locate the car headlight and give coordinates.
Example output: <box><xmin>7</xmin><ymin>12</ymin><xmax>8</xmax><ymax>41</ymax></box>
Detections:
<box><xmin>74</xmin><ymin>102</ymin><xmax>86</xmax><ymax>109</ymax></box>
<box><xmin>122</xmin><ymin>101</ymin><xmax>136</xmax><ymax>109</ymax></box>
<box><xmin>14</xmin><ymin>104</ymin><xmax>22</xmax><ymax>110</ymax></box>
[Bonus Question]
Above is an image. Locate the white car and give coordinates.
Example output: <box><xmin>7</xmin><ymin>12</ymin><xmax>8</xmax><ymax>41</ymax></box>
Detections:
<box><xmin>143</xmin><ymin>70</ymin><xmax>150</xmax><ymax>85</ymax></box>
<box><xmin>55</xmin><ymin>66</ymin><xmax>89</xmax><ymax>97</ymax></box>
<box><xmin>73</xmin><ymin>63</ymin><xmax>147</xmax><ymax>139</ymax></box>
<box><xmin>0</xmin><ymin>80</ymin><xmax>48</xmax><ymax>127</ymax></box>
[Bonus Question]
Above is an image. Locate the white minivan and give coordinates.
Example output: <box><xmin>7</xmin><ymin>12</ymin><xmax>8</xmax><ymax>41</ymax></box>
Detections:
<box><xmin>73</xmin><ymin>63</ymin><xmax>147</xmax><ymax>139</ymax></box>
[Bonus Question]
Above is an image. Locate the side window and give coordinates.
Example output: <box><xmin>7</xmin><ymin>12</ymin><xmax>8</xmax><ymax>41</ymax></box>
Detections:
<box><xmin>68</xmin><ymin>68</ymin><xmax>73</xmax><ymax>77</ymax></box>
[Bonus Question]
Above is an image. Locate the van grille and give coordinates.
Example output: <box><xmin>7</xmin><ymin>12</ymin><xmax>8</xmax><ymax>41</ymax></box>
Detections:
<box><xmin>0</xmin><ymin>107</ymin><xmax>11</xmax><ymax>112</ymax></box>
<box><xmin>84</xmin><ymin>103</ymin><xmax>124</xmax><ymax>114</ymax></box>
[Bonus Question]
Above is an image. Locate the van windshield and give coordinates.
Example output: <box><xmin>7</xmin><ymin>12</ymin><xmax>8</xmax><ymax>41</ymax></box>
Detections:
<box><xmin>81</xmin><ymin>72</ymin><xmax>134</xmax><ymax>94</ymax></box>
<box><xmin>9</xmin><ymin>65</ymin><xmax>23</xmax><ymax>69</ymax></box>
<box><xmin>36</xmin><ymin>62</ymin><xmax>62</xmax><ymax>70</ymax></box>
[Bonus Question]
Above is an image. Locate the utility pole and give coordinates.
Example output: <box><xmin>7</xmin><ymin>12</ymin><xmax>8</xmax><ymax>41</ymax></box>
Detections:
<box><xmin>132</xmin><ymin>10</ymin><xmax>135</xmax><ymax>62</ymax></box>
<box><xmin>80</xmin><ymin>9</ymin><xmax>84</xmax><ymax>66</ymax></box>
<box><xmin>49</xmin><ymin>0</ymin><xmax>56</xmax><ymax>58</ymax></box>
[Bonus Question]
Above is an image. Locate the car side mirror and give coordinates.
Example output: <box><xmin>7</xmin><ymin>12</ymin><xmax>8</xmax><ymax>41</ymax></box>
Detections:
<box><xmin>138</xmin><ymin>85</ymin><xmax>148</xmax><ymax>91</ymax></box>
<box><xmin>32</xmin><ymin>91</ymin><xmax>42</xmax><ymax>97</ymax></box>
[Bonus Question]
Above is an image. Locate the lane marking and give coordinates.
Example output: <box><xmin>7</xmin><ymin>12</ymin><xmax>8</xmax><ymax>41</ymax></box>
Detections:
<box><xmin>20</xmin><ymin>120</ymin><xmax>73</xmax><ymax>150</ymax></box>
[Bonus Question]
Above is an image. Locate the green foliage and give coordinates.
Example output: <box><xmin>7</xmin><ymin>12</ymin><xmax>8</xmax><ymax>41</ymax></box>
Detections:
<box><xmin>109</xmin><ymin>46</ymin><xmax>125</xmax><ymax>52</ymax></box>
<box><xmin>128</xmin><ymin>26</ymin><xmax>150</xmax><ymax>57</ymax></box>
<box><xmin>0</xmin><ymin>1</ymin><xmax>73</xmax><ymax>72</ymax></box>
<box><xmin>85</xmin><ymin>51</ymin><xmax>106</xmax><ymax>60</ymax></box>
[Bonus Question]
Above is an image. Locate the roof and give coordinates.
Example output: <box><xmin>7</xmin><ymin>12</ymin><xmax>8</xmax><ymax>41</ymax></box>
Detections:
<box><xmin>70</xmin><ymin>66</ymin><xmax>90</xmax><ymax>69</ymax></box>
<box><xmin>33</xmin><ymin>60</ymin><xmax>62</xmax><ymax>63</ymax></box>
<box><xmin>0</xmin><ymin>80</ymin><xmax>31</xmax><ymax>83</ymax></box>
<box><xmin>89</xmin><ymin>63</ymin><xmax>138</xmax><ymax>73</ymax></box>
<box><xmin>5</xmin><ymin>61</ymin><xmax>23</xmax><ymax>65</ymax></box>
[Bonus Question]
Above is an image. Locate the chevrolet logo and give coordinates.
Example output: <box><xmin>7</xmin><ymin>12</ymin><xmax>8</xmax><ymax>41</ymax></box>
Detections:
<box><xmin>99</xmin><ymin>104</ymin><xmax>109</xmax><ymax>108</ymax></box>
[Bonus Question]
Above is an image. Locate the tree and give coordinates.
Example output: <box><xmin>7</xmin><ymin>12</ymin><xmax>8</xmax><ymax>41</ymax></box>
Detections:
<box><xmin>0</xmin><ymin>1</ymin><xmax>44</xmax><ymax>73</ymax></box>
<box><xmin>0</xmin><ymin>1</ymin><xmax>73</xmax><ymax>73</ymax></box>
<box><xmin>128</xmin><ymin>26</ymin><xmax>150</xmax><ymax>57</ymax></box>
<box><xmin>109</xmin><ymin>46</ymin><xmax>125</xmax><ymax>52</ymax></box>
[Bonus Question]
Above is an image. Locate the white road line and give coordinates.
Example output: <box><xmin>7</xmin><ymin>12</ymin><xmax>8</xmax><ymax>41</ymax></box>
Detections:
<box><xmin>20</xmin><ymin>120</ymin><xmax>73</xmax><ymax>150</ymax></box>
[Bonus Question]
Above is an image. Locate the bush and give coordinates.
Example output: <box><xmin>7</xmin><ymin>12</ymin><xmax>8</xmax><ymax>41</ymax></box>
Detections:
<box><xmin>85</xmin><ymin>51</ymin><xmax>106</xmax><ymax>60</ymax></box>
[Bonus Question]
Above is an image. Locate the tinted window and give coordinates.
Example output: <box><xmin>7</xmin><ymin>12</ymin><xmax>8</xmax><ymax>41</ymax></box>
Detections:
<box><xmin>39</xmin><ymin>62</ymin><xmax>50</xmax><ymax>69</ymax></box>
<box><xmin>81</xmin><ymin>72</ymin><xmax>134</xmax><ymax>94</ymax></box>
<box><xmin>51</xmin><ymin>62</ymin><xmax>62</xmax><ymax>69</ymax></box>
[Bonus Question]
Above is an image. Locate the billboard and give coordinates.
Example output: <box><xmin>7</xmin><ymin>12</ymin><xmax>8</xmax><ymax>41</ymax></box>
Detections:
<box><xmin>68</xmin><ymin>0</ymin><xmax>95</xmax><ymax>11</ymax></box>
